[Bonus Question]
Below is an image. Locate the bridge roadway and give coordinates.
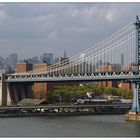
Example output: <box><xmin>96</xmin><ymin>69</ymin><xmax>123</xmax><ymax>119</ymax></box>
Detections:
<box><xmin>0</xmin><ymin>103</ymin><xmax>131</xmax><ymax>111</ymax></box>
<box><xmin>0</xmin><ymin>103</ymin><xmax>131</xmax><ymax>117</ymax></box>
<box><xmin>5</xmin><ymin>71</ymin><xmax>140</xmax><ymax>83</ymax></box>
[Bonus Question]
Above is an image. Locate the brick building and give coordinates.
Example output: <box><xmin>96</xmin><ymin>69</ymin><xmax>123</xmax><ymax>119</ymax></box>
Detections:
<box><xmin>97</xmin><ymin>64</ymin><xmax>121</xmax><ymax>88</ymax></box>
<box><xmin>15</xmin><ymin>61</ymin><xmax>33</xmax><ymax>73</ymax></box>
<box><xmin>33</xmin><ymin>64</ymin><xmax>48</xmax><ymax>99</ymax></box>
<box><xmin>95</xmin><ymin>64</ymin><xmax>134</xmax><ymax>91</ymax></box>
<box><xmin>96</xmin><ymin>64</ymin><xmax>134</xmax><ymax>91</ymax></box>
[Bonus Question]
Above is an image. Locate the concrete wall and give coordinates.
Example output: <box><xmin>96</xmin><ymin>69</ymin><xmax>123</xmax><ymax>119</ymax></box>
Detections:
<box><xmin>0</xmin><ymin>73</ymin><xmax>34</xmax><ymax>106</ymax></box>
<box><xmin>0</xmin><ymin>73</ymin><xmax>12</xmax><ymax>106</ymax></box>
<box><xmin>7</xmin><ymin>83</ymin><xmax>33</xmax><ymax>105</ymax></box>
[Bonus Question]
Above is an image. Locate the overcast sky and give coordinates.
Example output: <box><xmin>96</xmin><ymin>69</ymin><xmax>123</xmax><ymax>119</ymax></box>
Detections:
<box><xmin>0</xmin><ymin>3</ymin><xmax>140</xmax><ymax>59</ymax></box>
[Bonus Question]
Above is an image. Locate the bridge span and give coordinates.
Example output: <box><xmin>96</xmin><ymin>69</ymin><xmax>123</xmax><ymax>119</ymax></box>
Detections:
<box><xmin>0</xmin><ymin>16</ymin><xmax>140</xmax><ymax>120</ymax></box>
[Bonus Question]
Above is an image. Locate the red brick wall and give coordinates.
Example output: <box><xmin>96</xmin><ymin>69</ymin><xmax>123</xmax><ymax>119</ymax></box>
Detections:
<box><xmin>33</xmin><ymin>64</ymin><xmax>48</xmax><ymax>99</ymax></box>
<box><xmin>16</xmin><ymin>63</ymin><xmax>33</xmax><ymax>73</ymax></box>
<box><xmin>119</xmin><ymin>82</ymin><xmax>132</xmax><ymax>91</ymax></box>
<box><xmin>97</xmin><ymin>65</ymin><xmax>120</xmax><ymax>88</ymax></box>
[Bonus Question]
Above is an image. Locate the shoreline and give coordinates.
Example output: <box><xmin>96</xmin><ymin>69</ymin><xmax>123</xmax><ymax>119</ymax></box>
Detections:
<box><xmin>0</xmin><ymin>104</ymin><xmax>131</xmax><ymax>117</ymax></box>
<box><xmin>0</xmin><ymin>111</ymin><xmax>128</xmax><ymax>117</ymax></box>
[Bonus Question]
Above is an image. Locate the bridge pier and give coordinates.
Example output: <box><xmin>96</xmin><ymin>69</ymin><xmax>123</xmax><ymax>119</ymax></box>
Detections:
<box><xmin>6</xmin><ymin>83</ymin><xmax>12</xmax><ymax>106</ymax></box>
<box><xmin>7</xmin><ymin>84</ymin><xmax>33</xmax><ymax>105</ymax></box>
<box><xmin>0</xmin><ymin>73</ymin><xmax>34</xmax><ymax>106</ymax></box>
<box><xmin>125</xmin><ymin>81</ymin><xmax>140</xmax><ymax>121</ymax></box>
<box><xmin>0</xmin><ymin>73</ymin><xmax>12</xmax><ymax>106</ymax></box>
<box><xmin>11</xmin><ymin>84</ymin><xmax>19</xmax><ymax>104</ymax></box>
<box><xmin>131</xmin><ymin>81</ymin><xmax>139</xmax><ymax>111</ymax></box>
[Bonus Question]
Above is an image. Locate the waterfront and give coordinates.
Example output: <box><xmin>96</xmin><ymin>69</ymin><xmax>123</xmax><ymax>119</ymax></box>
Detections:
<box><xmin>0</xmin><ymin>114</ymin><xmax>140</xmax><ymax>137</ymax></box>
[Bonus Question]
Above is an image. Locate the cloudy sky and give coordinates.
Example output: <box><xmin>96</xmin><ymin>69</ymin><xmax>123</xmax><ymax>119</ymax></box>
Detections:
<box><xmin>0</xmin><ymin>3</ymin><xmax>140</xmax><ymax>60</ymax></box>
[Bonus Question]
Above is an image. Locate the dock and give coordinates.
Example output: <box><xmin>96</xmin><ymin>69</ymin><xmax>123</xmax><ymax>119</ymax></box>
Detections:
<box><xmin>125</xmin><ymin>111</ymin><xmax>140</xmax><ymax>121</ymax></box>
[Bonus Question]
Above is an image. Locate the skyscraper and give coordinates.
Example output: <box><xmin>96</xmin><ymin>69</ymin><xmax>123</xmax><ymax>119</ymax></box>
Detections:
<box><xmin>5</xmin><ymin>53</ymin><xmax>18</xmax><ymax>72</ymax></box>
<box><xmin>40</xmin><ymin>53</ymin><xmax>53</xmax><ymax>65</ymax></box>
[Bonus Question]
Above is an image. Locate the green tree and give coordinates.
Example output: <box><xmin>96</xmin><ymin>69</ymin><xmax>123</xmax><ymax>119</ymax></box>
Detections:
<box><xmin>49</xmin><ymin>83</ymin><xmax>133</xmax><ymax>103</ymax></box>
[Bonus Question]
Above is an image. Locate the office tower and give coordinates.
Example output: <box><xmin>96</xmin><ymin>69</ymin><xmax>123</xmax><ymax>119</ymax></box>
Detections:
<box><xmin>5</xmin><ymin>53</ymin><xmax>18</xmax><ymax>72</ymax></box>
<box><xmin>40</xmin><ymin>53</ymin><xmax>53</xmax><ymax>65</ymax></box>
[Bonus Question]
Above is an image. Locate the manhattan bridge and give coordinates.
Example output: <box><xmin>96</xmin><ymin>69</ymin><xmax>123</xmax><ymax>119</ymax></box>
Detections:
<box><xmin>4</xmin><ymin>16</ymin><xmax>140</xmax><ymax>112</ymax></box>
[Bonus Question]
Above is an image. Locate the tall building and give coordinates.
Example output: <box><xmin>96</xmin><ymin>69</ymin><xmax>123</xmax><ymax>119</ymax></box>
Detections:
<box><xmin>53</xmin><ymin>57</ymin><xmax>59</xmax><ymax>64</ymax></box>
<box><xmin>5</xmin><ymin>53</ymin><xmax>18</xmax><ymax>72</ymax></box>
<box><xmin>26</xmin><ymin>57</ymin><xmax>40</xmax><ymax>64</ymax></box>
<box><xmin>32</xmin><ymin>56</ymin><xmax>40</xmax><ymax>64</ymax></box>
<box><xmin>0</xmin><ymin>56</ymin><xmax>5</xmax><ymax>69</ymax></box>
<box><xmin>40</xmin><ymin>53</ymin><xmax>53</xmax><ymax>65</ymax></box>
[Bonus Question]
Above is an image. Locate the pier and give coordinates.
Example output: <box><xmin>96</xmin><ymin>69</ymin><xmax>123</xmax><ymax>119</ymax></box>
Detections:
<box><xmin>125</xmin><ymin>111</ymin><xmax>140</xmax><ymax>121</ymax></box>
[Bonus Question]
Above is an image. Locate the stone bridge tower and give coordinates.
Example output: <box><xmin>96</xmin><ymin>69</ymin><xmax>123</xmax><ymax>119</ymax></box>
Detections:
<box><xmin>0</xmin><ymin>73</ymin><xmax>12</xmax><ymax>106</ymax></box>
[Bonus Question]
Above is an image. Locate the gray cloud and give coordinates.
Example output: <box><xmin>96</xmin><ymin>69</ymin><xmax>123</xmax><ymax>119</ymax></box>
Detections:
<box><xmin>0</xmin><ymin>3</ymin><xmax>140</xmax><ymax>59</ymax></box>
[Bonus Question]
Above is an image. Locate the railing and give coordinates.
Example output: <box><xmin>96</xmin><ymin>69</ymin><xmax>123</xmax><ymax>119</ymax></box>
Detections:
<box><xmin>5</xmin><ymin>70</ymin><xmax>140</xmax><ymax>83</ymax></box>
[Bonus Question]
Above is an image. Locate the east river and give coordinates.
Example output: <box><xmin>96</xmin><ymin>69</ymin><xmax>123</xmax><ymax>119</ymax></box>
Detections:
<box><xmin>0</xmin><ymin>115</ymin><xmax>140</xmax><ymax>137</ymax></box>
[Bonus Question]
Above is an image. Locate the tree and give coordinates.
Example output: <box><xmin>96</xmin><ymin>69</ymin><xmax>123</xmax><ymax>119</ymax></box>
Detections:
<box><xmin>48</xmin><ymin>83</ymin><xmax>133</xmax><ymax>103</ymax></box>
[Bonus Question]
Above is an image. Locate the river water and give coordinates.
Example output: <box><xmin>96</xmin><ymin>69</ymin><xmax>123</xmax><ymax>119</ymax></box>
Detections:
<box><xmin>0</xmin><ymin>114</ymin><xmax>140</xmax><ymax>137</ymax></box>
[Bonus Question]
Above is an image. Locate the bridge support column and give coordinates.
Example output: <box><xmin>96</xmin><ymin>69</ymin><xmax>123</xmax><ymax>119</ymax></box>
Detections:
<box><xmin>125</xmin><ymin>81</ymin><xmax>140</xmax><ymax>121</ymax></box>
<box><xmin>0</xmin><ymin>73</ymin><xmax>5</xmax><ymax>106</ymax></box>
<box><xmin>6</xmin><ymin>83</ymin><xmax>12</xmax><ymax>106</ymax></box>
<box><xmin>19</xmin><ymin>85</ymin><xmax>26</xmax><ymax>100</ymax></box>
<box><xmin>5</xmin><ymin>84</ymin><xmax>33</xmax><ymax>105</ymax></box>
<box><xmin>131</xmin><ymin>81</ymin><xmax>140</xmax><ymax>112</ymax></box>
<box><xmin>0</xmin><ymin>73</ymin><xmax>11</xmax><ymax>106</ymax></box>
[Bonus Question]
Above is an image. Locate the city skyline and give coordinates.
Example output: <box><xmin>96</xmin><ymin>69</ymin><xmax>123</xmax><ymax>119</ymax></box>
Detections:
<box><xmin>0</xmin><ymin>50</ymin><xmax>69</xmax><ymax>72</ymax></box>
<box><xmin>0</xmin><ymin>3</ymin><xmax>140</xmax><ymax>59</ymax></box>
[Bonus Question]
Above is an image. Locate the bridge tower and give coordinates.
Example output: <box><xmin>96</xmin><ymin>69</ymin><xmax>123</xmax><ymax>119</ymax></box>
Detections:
<box><xmin>0</xmin><ymin>73</ymin><xmax>12</xmax><ymax>106</ymax></box>
<box><xmin>131</xmin><ymin>16</ymin><xmax>140</xmax><ymax>112</ymax></box>
<box><xmin>125</xmin><ymin>16</ymin><xmax>140</xmax><ymax>121</ymax></box>
<box><xmin>0</xmin><ymin>73</ymin><xmax>6</xmax><ymax>106</ymax></box>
